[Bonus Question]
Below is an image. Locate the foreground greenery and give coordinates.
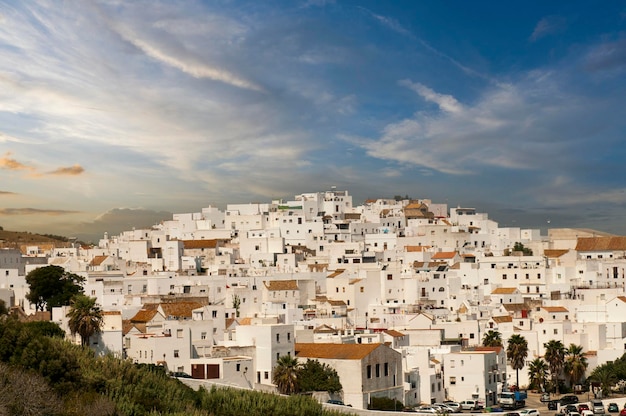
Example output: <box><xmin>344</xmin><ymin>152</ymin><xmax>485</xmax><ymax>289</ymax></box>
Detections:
<box><xmin>0</xmin><ymin>318</ymin><xmax>348</xmax><ymax>416</ymax></box>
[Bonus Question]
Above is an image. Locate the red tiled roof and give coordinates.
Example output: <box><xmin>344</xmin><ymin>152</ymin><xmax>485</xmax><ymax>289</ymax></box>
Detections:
<box><xmin>183</xmin><ymin>240</ymin><xmax>219</xmax><ymax>249</ymax></box>
<box><xmin>295</xmin><ymin>343</ymin><xmax>383</xmax><ymax>360</ymax></box>
<box><xmin>264</xmin><ymin>280</ymin><xmax>298</xmax><ymax>291</ymax></box>
<box><xmin>90</xmin><ymin>255</ymin><xmax>109</xmax><ymax>266</ymax></box>
<box><xmin>432</xmin><ymin>251</ymin><xmax>456</xmax><ymax>259</ymax></box>
<box><xmin>576</xmin><ymin>236</ymin><xmax>626</xmax><ymax>251</ymax></box>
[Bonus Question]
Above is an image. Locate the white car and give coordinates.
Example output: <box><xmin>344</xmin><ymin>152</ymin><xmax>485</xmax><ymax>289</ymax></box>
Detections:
<box><xmin>520</xmin><ymin>409</ymin><xmax>540</xmax><ymax>416</ymax></box>
<box><xmin>442</xmin><ymin>402</ymin><xmax>462</xmax><ymax>412</ymax></box>
<box><xmin>434</xmin><ymin>403</ymin><xmax>455</xmax><ymax>413</ymax></box>
<box><xmin>416</xmin><ymin>406</ymin><xmax>440</xmax><ymax>414</ymax></box>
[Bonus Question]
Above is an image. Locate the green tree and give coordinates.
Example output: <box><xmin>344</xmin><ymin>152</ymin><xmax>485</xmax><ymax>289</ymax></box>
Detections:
<box><xmin>273</xmin><ymin>355</ymin><xmax>301</xmax><ymax>395</ymax></box>
<box><xmin>232</xmin><ymin>294</ymin><xmax>241</xmax><ymax>318</ymax></box>
<box><xmin>528</xmin><ymin>358</ymin><xmax>549</xmax><ymax>392</ymax></box>
<box><xmin>507</xmin><ymin>334</ymin><xmax>528</xmax><ymax>388</ymax></box>
<box><xmin>564</xmin><ymin>344</ymin><xmax>588</xmax><ymax>388</ymax></box>
<box><xmin>544</xmin><ymin>340</ymin><xmax>566</xmax><ymax>394</ymax></box>
<box><xmin>26</xmin><ymin>265</ymin><xmax>85</xmax><ymax>311</ymax></box>
<box><xmin>482</xmin><ymin>330</ymin><xmax>503</xmax><ymax>347</ymax></box>
<box><xmin>589</xmin><ymin>365</ymin><xmax>617</xmax><ymax>398</ymax></box>
<box><xmin>298</xmin><ymin>359</ymin><xmax>342</xmax><ymax>393</ymax></box>
<box><xmin>67</xmin><ymin>295</ymin><xmax>104</xmax><ymax>347</ymax></box>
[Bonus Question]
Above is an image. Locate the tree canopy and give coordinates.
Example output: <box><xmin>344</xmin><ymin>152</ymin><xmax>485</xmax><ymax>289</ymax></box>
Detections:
<box><xmin>67</xmin><ymin>295</ymin><xmax>104</xmax><ymax>347</ymax></box>
<box><xmin>507</xmin><ymin>334</ymin><xmax>529</xmax><ymax>388</ymax></box>
<box><xmin>25</xmin><ymin>265</ymin><xmax>85</xmax><ymax>311</ymax></box>
<box><xmin>482</xmin><ymin>330</ymin><xmax>503</xmax><ymax>347</ymax></box>
<box><xmin>299</xmin><ymin>359</ymin><xmax>342</xmax><ymax>394</ymax></box>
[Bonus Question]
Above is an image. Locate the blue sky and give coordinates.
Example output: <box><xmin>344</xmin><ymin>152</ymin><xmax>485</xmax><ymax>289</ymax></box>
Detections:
<box><xmin>1</xmin><ymin>0</ymin><xmax>626</xmax><ymax>241</ymax></box>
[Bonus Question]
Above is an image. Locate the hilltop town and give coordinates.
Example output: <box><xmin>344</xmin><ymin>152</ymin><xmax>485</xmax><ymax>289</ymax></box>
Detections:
<box><xmin>1</xmin><ymin>189</ymin><xmax>625</xmax><ymax>410</ymax></box>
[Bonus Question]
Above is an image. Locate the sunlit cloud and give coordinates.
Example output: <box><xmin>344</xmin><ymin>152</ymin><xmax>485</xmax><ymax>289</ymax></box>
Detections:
<box><xmin>0</xmin><ymin>152</ymin><xmax>35</xmax><ymax>171</ymax></box>
<box><xmin>47</xmin><ymin>164</ymin><xmax>85</xmax><ymax>176</ymax></box>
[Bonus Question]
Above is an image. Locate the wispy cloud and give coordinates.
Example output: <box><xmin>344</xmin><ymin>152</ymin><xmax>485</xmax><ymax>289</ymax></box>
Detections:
<box><xmin>530</xmin><ymin>16</ymin><xmax>567</xmax><ymax>42</ymax></box>
<box><xmin>584</xmin><ymin>38</ymin><xmax>626</xmax><ymax>72</ymax></box>
<box><xmin>46</xmin><ymin>164</ymin><xmax>85</xmax><ymax>176</ymax></box>
<box><xmin>0</xmin><ymin>191</ymin><xmax>17</xmax><ymax>195</ymax></box>
<box><xmin>109</xmin><ymin>21</ymin><xmax>264</xmax><ymax>92</ymax></box>
<box><xmin>0</xmin><ymin>208</ymin><xmax>81</xmax><ymax>216</ymax></box>
<box><xmin>359</xmin><ymin>7</ymin><xmax>412</xmax><ymax>37</ymax></box>
<box><xmin>353</xmin><ymin>71</ymin><xmax>622</xmax><ymax>188</ymax></box>
<box><xmin>0</xmin><ymin>153</ymin><xmax>35</xmax><ymax>171</ymax></box>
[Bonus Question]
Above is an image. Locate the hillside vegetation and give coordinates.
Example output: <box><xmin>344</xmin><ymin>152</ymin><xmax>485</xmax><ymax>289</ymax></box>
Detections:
<box><xmin>0</xmin><ymin>317</ymin><xmax>348</xmax><ymax>416</ymax></box>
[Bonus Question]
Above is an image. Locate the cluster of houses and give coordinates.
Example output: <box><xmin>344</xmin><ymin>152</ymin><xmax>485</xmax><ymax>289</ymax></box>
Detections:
<box><xmin>1</xmin><ymin>189</ymin><xmax>626</xmax><ymax>410</ymax></box>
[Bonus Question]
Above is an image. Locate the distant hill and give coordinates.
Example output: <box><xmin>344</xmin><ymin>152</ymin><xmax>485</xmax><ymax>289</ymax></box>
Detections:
<box><xmin>0</xmin><ymin>229</ymin><xmax>74</xmax><ymax>250</ymax></box>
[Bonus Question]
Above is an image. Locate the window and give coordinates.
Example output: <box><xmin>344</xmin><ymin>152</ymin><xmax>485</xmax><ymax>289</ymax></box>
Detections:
<box><xmin>212</xmin><ymin>310</ymin><xmax>218</xmax><ymax>318</ymax></box>
<box><xmin>376</xmin><ymin>363</ymin><xmax>380</xmax><ymax>377</ymax></box>
<box><xmin>387</xmin><ymin>274</ymin><xmax>393</xmax><ymax>280</ymax></box>
<box><xmin>287</xmin><ymin>332</ymin><xmax>291</xmax><ymax>341</ymax></box>
<box><xmin>264</xmin><ymin>371</ymin><xmax>269</xmax><ymax>379</ymax></box>
<box><xmin>201</xmin><ymin>332</ymin><xmax>207</xmax><ymax>340</ymax></box>
<box><xmin>360</xmin><ymin>287</ymin><xmax>364</xmax><ymax>293</ymax></box>
<box><xmin>367</xmin><ymin>365</ymin><xmax>372</xmax><ymax>379</ymax></box>
<box><xmin>450</xmin><ymin>376</ymin><xmax>456</xmax><ymax>385</ymax></box>
<box><xmin>276</xmin><ymin>333</ymin><xmax>280</xmax><ymax>343</ymax></box>
<box><xmin>237</xmin><ymin>364</ymin><xmax>241</xmax><ymax>372</ymax></box>
<box><xmin>384</xmin><ymin>362</ymin><xmax>389</xmax><ymax>376</ymax></box>
<box><xmin>174</xmin><ymin>350</ymin><xmax>179</xmax><ymax>358</ymax></box>
<box><xmin>177</xmin><ymin>329</ymin><xmax>183</xmax><ymax>338</ymax></box>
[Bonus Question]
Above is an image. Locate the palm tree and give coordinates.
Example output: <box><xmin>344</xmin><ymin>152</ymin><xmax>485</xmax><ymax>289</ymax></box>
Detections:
<box><xmin>273</xmin><ymin>355</ymin><xmax>301</xmax><ymax>395</ymax></box>
<box><xmin>564</xmin><ymin>344</ymin><xmax>588</xmax><ymax>388</ymax></box>
<box><xmin>482</xmin><ymin>330</ymin><xmax>503</xmax><ymax>347</ymax></box>
<box><xmin>66</xmin><ymin>295</ymin><xmax>103</xmax><ymax>347</ymax></box>
<box><xmin>528</xmin><ymin>358</ymin><xmax>549</xmax><ymax>392</ymax></box>
<box><xmin>507</xmin><ymin>334</ymin><xmax>528</xmax><ymax>389</ymax></box>
<box><xmin>544</xmin><ymin>340</ymin><xmax>566</xmax><ymax>394</ymax></box>
<box><xmin>589</xmin><ymin>365</ymin><xmax>617</xmax><ymax>398</ymax></box>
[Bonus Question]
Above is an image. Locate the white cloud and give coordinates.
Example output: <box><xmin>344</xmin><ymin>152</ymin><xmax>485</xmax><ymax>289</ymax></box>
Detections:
<box><xmin>355</xmin><ymin>72</ymin><xmax>613</xmax><ymax>178</ymax></box>
<box><xmin>530</xmin><ymin>16</ymin><xmax>567</xmax><ymax>42</ymax></box>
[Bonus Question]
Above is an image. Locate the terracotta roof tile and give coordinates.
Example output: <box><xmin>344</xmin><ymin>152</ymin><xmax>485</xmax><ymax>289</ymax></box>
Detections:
<box><xmin>130</xmin><ymin>309</ymin><xmax>158</xmax><ymax>323</ymax></box>
<box><xmin>384</xmin><ymin>329</ymin><xmax>405</xmax><ymax>338</ymax></box>
<box><xmin>492</xmin><ymin>316</ymin><xmax>513</xmax><ymax>323</ymax></box>
<box><xmin>544</xmin><ymin>249</ymin><xmax>569</xmax><ymax>258</ymax></box>
<box><xmin>327</xmin><ymin>269</ymin><xmax>345</xmax><ymax>278</ymax></box>
<box><xmin>90</xmin><ymin>255</ymin><xmax>109</xmax><ymax>266</ymax></box>
<box><xmin>576</xmin><ymin>236</ymin><xmax>626</xmax><ymax>251</ymax></box>
<box><xmin>491</xmin><ymin>287</ymin><xmax>518</xmax><ymax>295</ymax></box>
<box><xmin>183</xmin><ymin>240</ymin><xmax>219</xmax><ymax>249</ymax></box>
<box><xmin>295</xmin><ymin>342</ymin><xmax>382</xmax><ymax>360</ymax></box>
<box><xmin>161</xmin><ymin>301</ymin><xmax>204</xmax><ymax>318</ymax></box>
<box><xmin>264</xmin><ymin>280</ymin><xmax>298</xmax><ymax>291</ymax></box>
<box><xmin>542</xmin><ymin>306</ymin><xmax>569</xmax><ymax>313</ymax></box>
<box><xmin>432</xmin><ymin>251</ymin><xmax>456</xmax><ymax>259</ymax></box>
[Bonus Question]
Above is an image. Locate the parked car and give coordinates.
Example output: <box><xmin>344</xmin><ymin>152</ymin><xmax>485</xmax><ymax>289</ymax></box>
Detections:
<box><xmin>562</xmin><ymin>405</ymin><xmax>579</xmax><ymax>414</ymax></box>
<box><xmin>581</xmin><ymin>410</ymin><xmax>594</xmax><ymax>416</ymax></box>
<box><xmin>520</xmin><ymin>409</ymin><xmax>540</xmax><ymax>416</ymax></box>
<box><xmin>461</xmin><ymin>400</ymin><xmax>481</xmax><ymax>411</ymax></box>
<box><xmin>434</xmin><ymin>403</ymin><xmax>456</xmax><ymax>413</ymax></box>
<box><xmin>541</xmin><ymin>393</ymin><xmax>551</xmax><ymax>402</ymax></box>
<box><xmin>443</xmin><ymin>402</ymin><xmax>462</xmax><ymax>412</ymax></box>
<box><xmin>560</xmin><ymin>396</ymin><xmax>579</xmax><ymax>406</ymax></box>
<box><xmin>578</xmin><ymin>404</ymin><xmax>590</xmax><ymax>413</ymax></box>
<box><xmin>608</xmin><ymin>403</ymin><xmax>619</xmax><ymax>413</ymax></box>
<box><xmin>171</xmin><ymin>371</ymin><xmax>193</xmax><ymax>378</ymax></box>
<box><xmin>327</xmin><ymin>399</ymin><xmax>345</xmax><ymax>406</ymax></box>
<box><xmin>548</xmin><ymin>400</ymin><xmax>559</xmax><ymax>411</ymax></box>
<box><xmin>416</xmin><ymin>406</ymin><xmax>440</xmax><ymax>414</ymax></box>
<box><xmin>591</xmin><ymin>400</ymin><xmax>604</xmax><ymax>414</ymax></box>
<box><xmin>619</xmin><ymin>406</ymin><xmax>626</xmax><ymax>416</ymax></box>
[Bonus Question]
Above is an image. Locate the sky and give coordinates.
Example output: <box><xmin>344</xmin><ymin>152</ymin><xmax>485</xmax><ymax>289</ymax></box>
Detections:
<box><xmin>1</xmin><ymin>0</ymin><xmax>626</xmax><ymax>242</ymax></box>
